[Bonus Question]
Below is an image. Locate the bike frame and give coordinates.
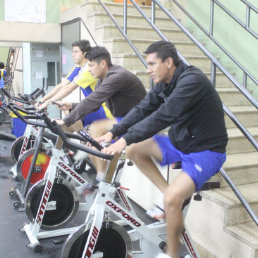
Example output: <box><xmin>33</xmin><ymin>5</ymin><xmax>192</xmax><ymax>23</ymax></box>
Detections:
<box><xmin>22</xmin><ymin>138</ymin><xmax>92</xmax><ymax>249</ymax></box>
<box><xmin>64</xmin><ymin>154</ymin><xmax>200</xmax><ymax>258</ymax></box>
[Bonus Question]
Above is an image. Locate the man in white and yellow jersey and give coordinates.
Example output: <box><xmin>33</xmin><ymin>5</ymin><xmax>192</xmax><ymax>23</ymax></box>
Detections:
<box><xmin>38</xmin><ymin>40</ymin><xmax>112</xmax><ymax>127</ymax></box>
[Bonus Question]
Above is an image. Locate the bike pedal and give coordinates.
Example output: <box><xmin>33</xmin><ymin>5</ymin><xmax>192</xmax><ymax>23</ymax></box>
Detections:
<box><xmin>53</xmin><ymin>239</ymin><xmax>64</xmax><ymax>245</ymax></box>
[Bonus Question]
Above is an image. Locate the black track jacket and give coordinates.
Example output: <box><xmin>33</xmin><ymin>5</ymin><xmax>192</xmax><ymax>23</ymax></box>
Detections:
<box><xmin>110</xmin><ymin>61</ymin><xmax>228</xmax><ymax>153</ymax></box>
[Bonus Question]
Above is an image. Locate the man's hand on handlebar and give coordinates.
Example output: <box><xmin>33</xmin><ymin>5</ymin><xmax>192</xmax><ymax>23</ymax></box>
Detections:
<box><xmin>53</xmin><ymin>101</ymin><xmax>72</xmax><ymax>111</ymax></box>
<box><xmin>38</xmin><ymin>99</ymin><xmax>51</xmax><ymax>110</ymax></box>
<box><xmin>52</xmin><ymin>119</ymin><xmax>65</xmax><ymax>126</ymax></box>
<box><xmin>34</xmin><ymin>101</ymin><xmax>42</xmax><ymax>109</ymax></box>
<box><xmin>96</xmin><ymin>132</ymin><xmax>114</xmax><ymax>145</ymax></box>
<box><xmin>102</xmin><ymin>137</ymin><xmax>127</xmax><ymax>155</ymax></box>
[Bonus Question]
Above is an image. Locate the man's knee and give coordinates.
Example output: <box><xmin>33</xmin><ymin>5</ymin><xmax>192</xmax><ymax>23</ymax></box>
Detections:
<box><xmin>164</xmin><ymin>189</ymin><xmax>183</xmax><ymax>211</ymax></box>
<box><xmin>126</xmin><ymin>144</ymin><xmax>137</xmax><ymax>160</ymax></box>
<box><xmin>90</xmin><ymin>119</ymin><xmax>115</xmax><ymax>138</ymax></box>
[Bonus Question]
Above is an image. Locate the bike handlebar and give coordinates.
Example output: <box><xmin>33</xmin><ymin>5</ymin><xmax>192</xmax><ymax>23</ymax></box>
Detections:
<box><xmin>7</xmin><ymin>104</ymin><xmax>47</xmax><ymax>128</ymax></box>
<box><xmin>1</xmin><ymin>87</ymin><xmax>44</xmax><ymax>104</ymax></box>
<box><xmin>78</xmin><ymin>129</ymin><xmax>103</xmax><ymax>151</ymax></box>
<box><xmin>41</xmin><ymin>114</ymin><xmax>113</xmax><ymax>160</ymax></box>
<box><xmin>8</xmin><ymin>103</ymin><xmax>36</xmax><ymax>115</ymax></box>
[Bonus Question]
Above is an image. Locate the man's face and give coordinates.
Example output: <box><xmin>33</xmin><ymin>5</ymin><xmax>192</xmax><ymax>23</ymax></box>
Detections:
<box><xmin>87</xmin><ymin>60</ymin><xmax>105</xmax><ymax>79</ymax></box>
<box><xmin>72</xmin><ymin>46</ymin><xmax>85</xmax><ymax>65</ymax></box>
<box><xmin>146</xmin><ymin>52</ymin><xmax>173</xmax><ymax>83</ymax></box>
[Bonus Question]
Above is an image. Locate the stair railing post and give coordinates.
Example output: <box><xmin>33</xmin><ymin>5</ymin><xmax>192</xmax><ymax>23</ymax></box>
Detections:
<box><xmin>151</xmin><ymin>0</ymin><xmax>156</xmax><ymax>25</ymax></box>
<box><xmin>123</xmin><ymin>0</ymin><xmax>128</xmax><ymax>35</ymax></box>
<box><xmin>210</xmin><ymin>62</ymin><xmax>216</xmax><ymax>87</ymax></box>
<box><xmin>246</xmin><ymin>4</ymin><xmax>250</xmax><ymax>30</ymax></box>
<box><xmin>243</xmin><ymin>73</ymin><xmax>247</xmax><ymax>88</ymax></box>
<box><xmin>209</xmin><ymin>0</ymin><xmax>214</xmax><ymax>37</ymax></box>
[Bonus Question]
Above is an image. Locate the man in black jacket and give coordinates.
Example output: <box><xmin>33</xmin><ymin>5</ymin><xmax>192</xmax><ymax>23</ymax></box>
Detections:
<box><xmin>99</xmin><ymin>41</ymin><xmax>228</xmax><ymax>258</ymax></box>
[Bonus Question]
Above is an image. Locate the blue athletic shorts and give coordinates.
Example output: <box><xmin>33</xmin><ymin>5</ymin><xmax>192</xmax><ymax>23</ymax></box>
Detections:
<box><xmin>153</xmin><ymin>135</ymin><xmax>226</xmax><ymax>191</ymax></box>
<box><xmin>82</xmin><ymin>106</ymin><xmax>109</xmax><ymax>127</ymax></box>
<box><xmin>116</xmin><ymin>117</ymin><xmax>123</xmax><ymax>123</ymax></box>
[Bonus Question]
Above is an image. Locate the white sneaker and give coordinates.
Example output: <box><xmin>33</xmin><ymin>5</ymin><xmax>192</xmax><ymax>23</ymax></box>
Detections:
<box><xmin>155</xmin><ymin>253</ymin><xmax>171</xmax><ymax>258</ymax></box>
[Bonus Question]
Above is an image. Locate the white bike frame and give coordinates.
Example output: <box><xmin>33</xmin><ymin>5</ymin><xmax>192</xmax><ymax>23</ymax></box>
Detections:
<box><xmin>64</xmin><ymin>154</ymin><xmax>200</xmax><ymax>258</ymax></box>
<box><xmin>21</xmin><ymin>137</ymin><xmax>93</xmax><ymax>249</ymax></box>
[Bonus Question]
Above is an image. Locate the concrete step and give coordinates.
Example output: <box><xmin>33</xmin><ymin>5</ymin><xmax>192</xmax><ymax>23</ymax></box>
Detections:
<box><xmin>82</xmin><ymin>0</ymin><xmax>171</xmax><ymax>18</ymax></box>
<box><xmin>113</xmin><ymin>53</ymin><xmax>213</xmax><ymax>73</ymax></box>
<box><xmin>225</xmin><ymin>106</ymin><xmax>258</xmax><ymax>129</ymax></box>
<box><xmin>226</xmin><ymin>127</ymin><xmax>258</xmax><ymax>154</ymax></box>
<box><xmin>95</xmin><ymin>24</ymin><xmax>191</xmax><ymax>43</ymax></box>
<box><xmin>226</xmin><ymin>221</ymin><xmax>258</xmax><ymax>257</ymax></box>
<box><xmin>186</xmin><ymin>183</ymin><xmax>258</xmax><ymax>258</ymax></box>
<box><xmin>212</xmin><ymin>152</ymin><xmax>258</xmax><ymax>187</ymax></box>
<box><xmin>132</xmin><ymin>69</ymin><xmax>239</xmax><ymax>90</ymax></box>
<box><xmin>104</xmin><ymin>37</ymin><xmax>205</xmax><ymax>56</ymax></box>
<box><xmin>217</xmin><ymin>87</ymin><xmax>253</xmax><ymax>107</ymax></box>
<box><xmin>202</xmin><ymin>182</ymin><xmax>258</xmax><ymax>225</ymax></box>
<box><xmin>87</xmin><ymin>11</ymin><xmax>178</xmax><ymax>29</ymax></box>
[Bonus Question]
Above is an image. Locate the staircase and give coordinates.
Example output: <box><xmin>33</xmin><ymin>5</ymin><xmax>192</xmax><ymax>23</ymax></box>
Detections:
<box><xmin>61</xmin><ymin>1</ymin><xmax>258</xmax><ymax>257</ymax></box>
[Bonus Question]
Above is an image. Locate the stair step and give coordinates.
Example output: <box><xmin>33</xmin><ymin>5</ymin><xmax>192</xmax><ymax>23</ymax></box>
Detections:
<box><xmin>217</xmin><ymin>87</ymin><xmax>252</xmax><ymax>106</ymax></box>
<box><xmin>226</xmin><ymin>221</ymin><xmax>258</xmax><ymax>250</ymax></box>
<box><xmin>225</xmin><ymin>106</ymin><xmax>258</xmax><ymax>129</ymax></box>
<box><xmin>82</xmin><ymin>0</ymin><xmax>170</xmax><ymax>18</ymax></box>
<box><xmin>202</xmin><ymin>182</ymin><xmax>258</xmax><ymax>225</ymax></box>
<box><xmin>95</xmin><ymin>24</ymin><xmax>191</xmax><ymax>42</ymax></box>
<box><xmin>187</xmin><ymin>186</ymin><xmax>258</xmax><ymax>258</ymax></box>
<box><xmin>227</xmin><ymin>127</ymin><xmax>258</xmax><ymax>154</ymax></box>
<box><xmin>104</xmin><ymin>37</ymin><xmax>205</xmax><ymax>56</ymax></box>
<box><xmin>113</xmin><ymin>53</ymin><xmax>214</xmax><ymax>73</ymax></box>
<box><xmin>212</xmin><ymin>152</ymin><xmax>258</xmax><ymax>186</ymax></box>
<box><xmin>133</xmin><ymin>69</ymin><xmax>241</xmax><ymax>90</ymax></box>
<box><xmin>87</xmin><ymin>12</ymin><xmax>178</xmax><ymax>28</ymax></box>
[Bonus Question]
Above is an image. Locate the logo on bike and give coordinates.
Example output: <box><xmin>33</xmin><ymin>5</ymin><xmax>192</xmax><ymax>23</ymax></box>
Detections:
<box><xmin>106</xmin><ymin>201</ymin><xmax>141</xmax><ymax>227</ymax></box>
<box><xmin>20</xmin><ymin>136</ymin><xmax>29</xmax><ymax>156</ymax></box>
<box><xmin>84</xmin><ymin>226</ymin><xmax>99</xmax><ymax>258</ymax></box>
<box><xmin>58</xmin><ymin>161</ymin><xmax>85</xmax><ymax>184</ymax></box>
<box><xmin>36</xmin><ymin>180</ymin><xmax>52</xmax><ymax>224</ymax></box>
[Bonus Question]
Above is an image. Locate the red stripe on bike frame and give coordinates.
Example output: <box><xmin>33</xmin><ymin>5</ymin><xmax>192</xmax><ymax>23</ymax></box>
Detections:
<box><xmin>182</xmin><ymin>230</ymin><xmax>198</xmax><ymax>258</ymax></box>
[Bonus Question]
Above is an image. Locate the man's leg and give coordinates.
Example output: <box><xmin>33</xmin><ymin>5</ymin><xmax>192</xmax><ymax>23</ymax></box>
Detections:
<box><xmin>126</xmin><ymin>138</ymin><xmax>169</xmax><ymax>192</ymax></box>
<box><xmin>164</xmin><ymin>172</ymin><xmax>195</xmax><ymax>258</ymax></box>
<box><xmin>89</xmin><ymin>118</ymin><xmax>118</xmax><ymax>180</ymax></box>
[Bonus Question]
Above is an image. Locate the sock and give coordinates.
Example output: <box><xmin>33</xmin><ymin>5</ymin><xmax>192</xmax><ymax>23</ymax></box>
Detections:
<box><xmin>96</xmin><ymin>172</ymin><xmax>105</xmax><ymax>182</ymax></box>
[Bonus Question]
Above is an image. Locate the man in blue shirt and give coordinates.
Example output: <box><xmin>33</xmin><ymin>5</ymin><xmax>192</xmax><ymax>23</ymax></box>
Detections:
<box><xmin>0</xmin><ymin>62</ymin><xmax>8</xmax><ymax>89</ymax></box>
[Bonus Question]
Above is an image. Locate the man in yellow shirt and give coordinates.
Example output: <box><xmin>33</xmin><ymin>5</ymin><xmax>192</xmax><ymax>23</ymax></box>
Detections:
<box><xmin>38</xmin><ymin>40</ymin><xmax>112</xmax><ymax>127</ymax></box>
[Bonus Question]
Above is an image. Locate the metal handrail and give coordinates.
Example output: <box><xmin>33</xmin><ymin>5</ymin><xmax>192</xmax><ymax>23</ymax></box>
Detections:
<box><xmin>214</xmin><ymin>0</ymin><xmax>257</xmax><ymax>38</ymax></box>
<box><xmin>97</xmin><ymin>0</ymin><xmax>258</xmax><ymax>225</ymax></box>
<box><xmin>131</xmin><ymin>0</ymin><xmax>258</xmax><ymax>151</ymax></box>
<box><xmin>98</xmin><ymin>0</ymin><xmax>147</xmax><ymax>67</ymax></box>
<box><xmin>240</xmin><ymin>0</ymin><xmax>258</xmax><ymax>36</ymax></box>
<box><xmin>154</xmin><ymin>0</ymin><xmax>258</xmax><ymax>109</ymax></box>
<box><xmin>171</xmin><ymin>0</ymin><xmax>258</xmax><ymax>88</ymax></box>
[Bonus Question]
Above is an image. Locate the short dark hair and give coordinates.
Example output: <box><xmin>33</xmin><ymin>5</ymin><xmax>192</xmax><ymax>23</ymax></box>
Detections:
<box><xmin>86</xmin><ymin>46</ymin><xmax>112</xmax><ymax>67</ymax></box>
<box><xmin>0</xmin><ymin>62</ymin><xmax>5</xmax><ymax>69</ymax></box>
<box><xmin>144</xmin><ymin>40</ymin><xmax>180</xmax><ymax>66</ymax></box>
<box><xmin>72</xmin><ymin>39</ymin><xmax>91</xmax><ymax>54</ymax></box>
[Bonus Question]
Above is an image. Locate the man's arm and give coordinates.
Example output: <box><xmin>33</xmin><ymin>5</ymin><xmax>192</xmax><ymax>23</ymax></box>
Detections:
<box><xmin>39</xmin><ymin>81</ymin><xmax>78</xmax><ymax>110</ymax></box>
<box><xmin>121</xmin><ymin>75</ymin><xmax>206</xmax><ymax>146</ymax></box>
<box><xmin>40</xmin><ymin>78</ymin><xmax>70</xmax><ymax>103</ymax></box>
<box><xmin>63</xmin><ymin>74</ymin><xmax>122</xmax><ymax>127</ymax></box>
<box><xmin>109</xmin><ymin>85</ymin><xmax>162</xmax><ymax>138</ymax></box>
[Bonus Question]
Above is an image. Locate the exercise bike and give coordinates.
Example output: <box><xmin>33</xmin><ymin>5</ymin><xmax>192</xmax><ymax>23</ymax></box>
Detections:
<box><xmin>54</xmin><ymin>122</ymin><xmax>220</xmax><ymax>258</ymax></box>
<box><xmin>20</xmin><ymin>112</ymin><xmax>102</xmax><ymax>252</ymax></box>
